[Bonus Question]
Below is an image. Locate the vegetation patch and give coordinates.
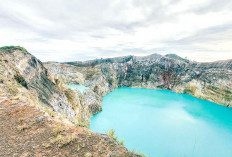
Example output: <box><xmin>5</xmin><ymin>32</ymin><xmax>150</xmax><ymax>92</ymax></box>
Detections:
<box><xmin>49</xmin><ymin>134</ymin><xmax>75</xmax><ymax>148</ymax></box>
<box><xmin>52</xmin><ymin>124</ymin><xmax>64</xmax><ymax>134</ymax></box>
<box><xmin>93</xmin><ymin>85</ymin><xmax>98</xmax><ymax>93</ymax></box>
<box><xmin>184</xmin><ymin>84</ymin><xmax>197</xmax><ymax>95</ymax></box>
<box><xmin>183</xmin><ymin>88</ymin><xmax>192</xmax><ymax>94</ymax></box>
<box><xmin>8</xmin><ymin>85</ymin><xmax>19</xmax><ymax>96</ymax></box>
<box><xmin>84</xmin><ymin>152</ymin><xmax>92</xmax><ymax>157</ymax></box>
<box><xmin>108</xmin><ymin>129</ymin><xmax>124</xmax><ymax>146</ymax></box>
<box><xmin>44</xmin><ymin>107</ymin><xmax>55</xmax><ymax>117</ymax></box>
<box><xmin>0</xmin><ymin>46</ymin><xmax>27</xmax><ymax>53</ymax></box>
<box><xmin>77</xmin><ymin>120</ymin><xmax>88</xmax><ymax>128</ymax></box>
<box><xmin>14</xmin><ymin>73</ymin><xmax>28</xmax><ymax>88</ymax></box>
<box><xmin>107</xmin><ymin>129</ymin><xmax>147</xmax><ymax>156</ymax></box>
<box><xmin>42</xmin><ymin>143</ymin><xmax>51</xmax><ymax>148</ymax></box>
<box><xmin>225</xmin><ymin>95</ymin><xmax>232</xmax><ymax>101</ymax></box>
<box><xmin>165</xmin><ymin>54</ymin><xmax>189</xmax><ymax>63</ymax></box>
<box><xmin>85</xmin><ymin>71</ymin><xmax>95</xmax><ymax>80</ymax></box>
<box><xmin>76</xmin><ymin>144</ymin><xmax>81</xmax><ymax>152</ymax></box>
<box><xmin>108</xmin><ymin>78</ymin><xmax>113</xmax><ymax>85</ymax></box>
<box><xmin>64</xmin><ymin>89</ymin><xmax>75</xmax><ymax>103</ymax></box>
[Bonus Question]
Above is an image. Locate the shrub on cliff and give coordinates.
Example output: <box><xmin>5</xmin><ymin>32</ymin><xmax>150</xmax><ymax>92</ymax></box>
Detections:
<box><xmin>14</xmin><ymin>73</ymin><xmax>28</xmax><ymax>89</ymax></box>
<box><xmin>0</xmin><ymin>46</ymin><xmax>27</xmax><ymax>53</ymax></box>
<box><xmin>165</xmin><ymin>54</ymin><xmax>189</xmax><ymax>63</ymax></box>
<box><xmin>85</xmin><ymin>72</ymin><xmax>95</xmax><ymax>80</ymax></box>
<box><xmin>108</xmin><ymin>129</ymin><xmax>124</xmax><ymax>146</ymax></box>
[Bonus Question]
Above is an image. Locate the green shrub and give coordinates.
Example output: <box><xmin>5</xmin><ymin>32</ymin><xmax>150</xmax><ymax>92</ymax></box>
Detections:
<box><xmin>85</xmin><ymin>71</ymin><xmax>95</xmax><ymax>80</ymax></box>
<box><xmin>119</xmin><ymin>139</ymin><xmax>124</xmax><ymax>146</ymax></box>
<box><xmin>14</xmin><ymin>73</ymin><xmax>28</xmax><ymax>88</ymax></box>
<box><xmin>108</xmin><ymin>129</ymin><xmax>115</xmax><ymax>138</ymax></box>
<box><xmin>108</xmin><ymin>129</ymin><xmax>122</xmax><ymax>144</ymax></box>
<box><xmin>0</xmin><ymin>46</ymin><xmax>27</xmax><ymax>53</ymax></box>
<box><xmin>78</xmin><ymin>121</ymin><xmax>88</xmax><ymax>128</ymax></box>
<box><xmin>108</xmin><ymin>78</ymin><xmax>113</xmax><ymax>85</ymax></box>
<box><xmin>93</xmin><ymin>85</ymin><xmax>98</xmax><ymax>93</ymax></box>
<box><xmin>183</xmin><ymin>88</ymin><xmax>192</xmax><ymax>94</ymax></box>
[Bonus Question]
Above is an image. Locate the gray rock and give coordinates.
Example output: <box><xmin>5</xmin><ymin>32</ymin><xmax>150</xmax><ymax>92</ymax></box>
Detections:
<box><xmin>36</xmin><ymin>116</ymin><xmax>44</xmax><ymax>123</ymax></box>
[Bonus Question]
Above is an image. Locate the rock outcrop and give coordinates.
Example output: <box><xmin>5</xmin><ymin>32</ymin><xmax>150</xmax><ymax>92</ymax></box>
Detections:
<box><xmin>0</xmin><ymin>47</ymin><xmax>79</xmax><ymax>123</ymax></box>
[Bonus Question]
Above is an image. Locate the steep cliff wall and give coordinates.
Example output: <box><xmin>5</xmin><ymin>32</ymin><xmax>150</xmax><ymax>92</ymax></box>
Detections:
<box><xmin>0</xmin><ymin>47</ymin><xmax>90</xmax><ymax>125</ymax></box>
<box><xmin>45</xmin><ymin>53</ymin><xmax>232</xmax><ymax>107</ymax></box>
<box><xmin>43</xmin><ymin>63</ymin><xmax>103</xmax><ymax>120</ymax></box>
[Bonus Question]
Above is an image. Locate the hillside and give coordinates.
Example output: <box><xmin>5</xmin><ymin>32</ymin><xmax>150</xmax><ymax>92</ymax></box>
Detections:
<box><xmin>0</xmin><ymin>46</ymin><xmax>140</xmax><ymax>157</ymax></box>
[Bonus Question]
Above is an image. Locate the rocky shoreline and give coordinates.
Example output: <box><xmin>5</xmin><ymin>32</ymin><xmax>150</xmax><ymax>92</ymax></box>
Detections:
<box><xmin>45</xmin><ymin>53</ymin><xmax>232</xmax><ymax>112</ymax></box>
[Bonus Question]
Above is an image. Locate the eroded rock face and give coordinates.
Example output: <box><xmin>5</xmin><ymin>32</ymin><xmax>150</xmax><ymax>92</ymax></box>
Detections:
<box><xmin>0</xmin><ymin>48</ymin><xmax>77</xmax><ymax>122</ymax></box>
<box><xmin>44</xmin><ymin>62</ymin><xmax>85</xmax><ymax>85</ymax></box>
<box><xmin>82</xmin><ymin>89</ymin><xmax>102</xmax><ymax>115</ymax></box>
<box><xmin>45</xmin><ymin>53</ymin><xmax>232</xmax><ymax>107</ymax></box>
<box><xmin>44</xmin><ymin>62</ymin><xmax>103</xmax><ymax>121</ymax></box>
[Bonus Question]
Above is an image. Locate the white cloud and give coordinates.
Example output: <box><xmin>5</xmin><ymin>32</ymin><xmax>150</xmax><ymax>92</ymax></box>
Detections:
<box><xmin>0</xmin><ymin>0</ymin><xmax>231</xmax><ymax>62</ymax></box>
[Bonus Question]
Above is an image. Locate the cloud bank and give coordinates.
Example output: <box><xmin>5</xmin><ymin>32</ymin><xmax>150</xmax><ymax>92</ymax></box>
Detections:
<box><xmin>0</xmin><ymin>0</ymin><xmax>232</xmax><ymax>62</ymax></box>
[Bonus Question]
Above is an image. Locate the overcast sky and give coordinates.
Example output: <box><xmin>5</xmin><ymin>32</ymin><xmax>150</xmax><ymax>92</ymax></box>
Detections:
<box><xmin>0</xmin><ymin>0</ymin><xmax>232</xmax><ymax>62</ymax></box>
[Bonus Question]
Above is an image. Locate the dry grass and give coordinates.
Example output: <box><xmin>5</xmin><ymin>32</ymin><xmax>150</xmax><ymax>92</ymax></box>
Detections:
<box><xmin>107</xmin><ymin>129</ymin><xmax>125</xmax><ymax>146</ymax></box>
<box><xmin>44</xmin><ymin>107</ymin><xmax>55</xmax><ymax>117</ymax></box>
<box><xmin>49</xmin><ymin>134</ymin><xmax>76</xmax><ymax>148</ymax></box>
<box><xmin>52</xmin><ymin>124</ymin><xmax>64</xmax><ymax>134</ymax></box>
<box><xmin>42</xmin><ymin>143</ymin><xmax>51</xmax><ymax>148</ymax></box>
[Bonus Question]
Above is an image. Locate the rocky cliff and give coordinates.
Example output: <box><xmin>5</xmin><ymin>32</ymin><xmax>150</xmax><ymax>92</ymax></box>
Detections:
<box><xmin>45</xmin><ymin>53</ymin><xmax>232</xmax><ymax>107</ymax></box>
<box><xmin>0</xmin><ymin>47</ymin><xmax>78</xmax><ymax>123</ymax></box>
<box><xmin>0</xmin><ymin>46</ymin><xmax>139</xmax><ymax>156</ymax></box>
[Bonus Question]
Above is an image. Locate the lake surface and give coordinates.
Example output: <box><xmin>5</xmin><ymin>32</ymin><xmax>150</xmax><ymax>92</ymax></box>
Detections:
<box><xmin>90</xmin><ymin>87</ymin><xmax>232</xmax><ymax>157</ymax></box>
<box><xmin>68</xmin><ymin>84</ymin><xmax>89</xmax><ymax>94</ymax></box>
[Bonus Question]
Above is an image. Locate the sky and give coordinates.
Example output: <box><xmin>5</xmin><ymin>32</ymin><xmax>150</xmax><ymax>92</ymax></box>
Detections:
<box><xmin>0</xmin><ymin>0</ymin><xmax>232</xmax><ymax>62</ymax></box>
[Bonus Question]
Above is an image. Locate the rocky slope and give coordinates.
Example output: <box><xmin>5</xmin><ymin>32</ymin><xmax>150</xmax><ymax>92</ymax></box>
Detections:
<box><xmin>0</xmin><ymin>97</ymin><xmax>139</xmax><ymax>157</ymax></box>
<box><xmin>0</xmin><ymin>46</ymin><xmax>140</xmax><ymax>157</ymax></box>
<box><xmin>45</xmin><ymin>53</ymin><xmax>232</xmax><ymax>107</ymax></box>
<box><xmin>0</xmin><ymin>47</ymin><xmax>78</xmax><ymax>123</ymax></box>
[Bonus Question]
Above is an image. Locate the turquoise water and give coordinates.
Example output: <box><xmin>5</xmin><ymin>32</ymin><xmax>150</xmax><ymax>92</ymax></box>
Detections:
<box><xmin>68</xmin><ymin>84</ymin><xmax>89</xmax><ymax>93</ymax></box>
<box><xmin>90</xmin><ymin>87</ymin><xmax>232</xmax><ymax>157</ymax></box>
